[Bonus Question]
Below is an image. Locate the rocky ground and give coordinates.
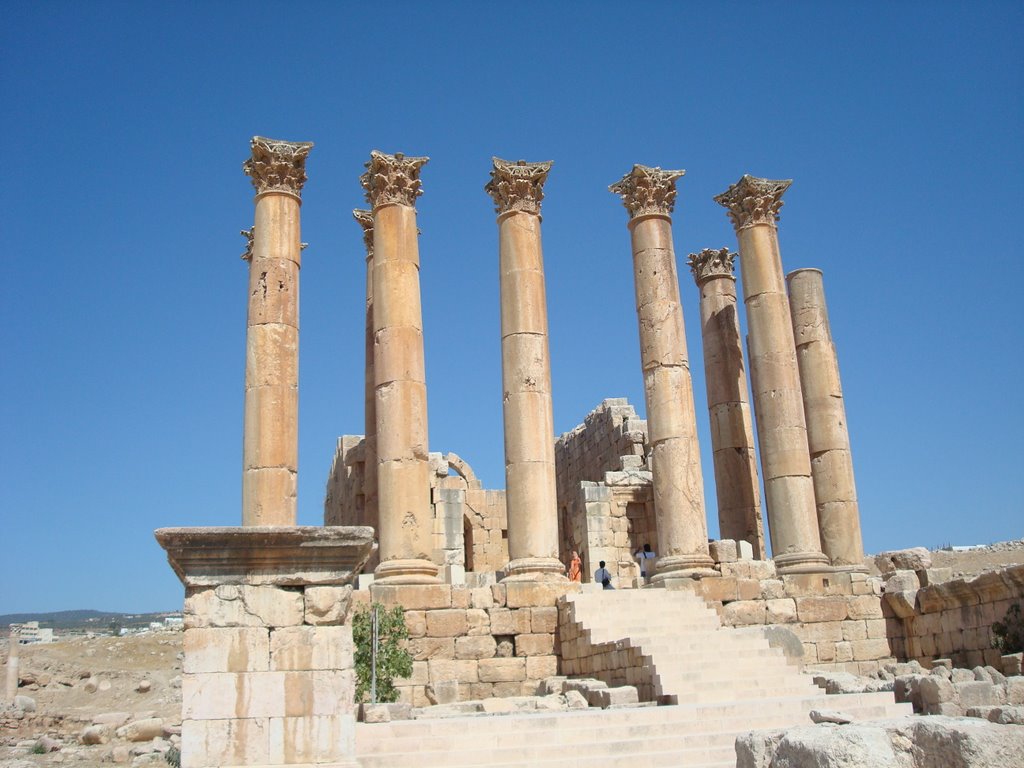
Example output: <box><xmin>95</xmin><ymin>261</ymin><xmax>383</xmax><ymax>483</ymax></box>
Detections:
<box><xmin>2</xmin><ymin>539</ymin><xmax>1021</xmax><ymax>766</ymax></box>
<box><xmin>1</xmin><ymin>632</ymin><xmax>182</xmax><ymax>767</ymax></box>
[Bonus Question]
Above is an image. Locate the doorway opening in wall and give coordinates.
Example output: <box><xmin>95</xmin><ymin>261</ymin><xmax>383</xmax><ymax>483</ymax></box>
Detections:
<box><xmin>463</xmin><ymin>515</ymin><xmax>475</xmax><ymax>572</ymax></box>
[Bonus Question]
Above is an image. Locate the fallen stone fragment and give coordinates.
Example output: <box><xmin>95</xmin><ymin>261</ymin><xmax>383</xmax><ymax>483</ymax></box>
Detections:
<box><xmin>116</xmin><ymin>717</ymin><xmax>164</xmax><ymax>742</ymax></box>
<box><xmin>809</xmin><ymin>709</ymin><xmax>853</xmax><ymax>724</ymax></box>
<box><xmin>13</xmin><ymin>694</ymin><xmax>36</xmax><ymax>712</ymax></box>
<box><xmin>80</xmin><ymin>725</ymin><xmax>111</xmax><ymax>745</ymax></box>
<box><xmin>135</xmin><ymin>680</ymin><xmax>151</xmax><ymax>693</ymax></box>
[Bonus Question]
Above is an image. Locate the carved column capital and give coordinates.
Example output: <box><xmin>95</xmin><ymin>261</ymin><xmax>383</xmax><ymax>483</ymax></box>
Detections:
<box><xmin>360</xmin><ymin>150</ymin><xmax>429</xmax><ymax>209</ymax></box>
<box><xmin>353</xmin><ymin>208</ymin><xmax>374</xmax><ymax>257</ymax></box>
<box><xmin>687</xmin><ymin>247</ymin><xmax>737</xmax><ymax>284</ymax></box>
<box><xmin>484</xmin><ymin>157</ymin><xmax>553</xmax><ymax>216</ymax></box>
<box><xmin>240</xmin><ymin>228</ymin><xmax>254</xmax><ymax>261</ymax></box>
<box><xmin>714</xmin><ymin>174</ymin><xmax>792</xmax><ymax>231</ymax></box>
<box><xmin>242</xmin><ymin>136</ymin><xmax>314</xmax><ymax>201</ymax></box>
<box><xmin>609</xmin><ymin>164</ymin><xmax>685</xmax><ymax>219</ymax></box>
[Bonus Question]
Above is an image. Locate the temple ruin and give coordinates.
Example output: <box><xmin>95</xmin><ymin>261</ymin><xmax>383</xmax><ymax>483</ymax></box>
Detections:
<box><xmin>152</xmin><ymin>138</ymin><xmax>1024</xmax><ymax>768</ymax></box>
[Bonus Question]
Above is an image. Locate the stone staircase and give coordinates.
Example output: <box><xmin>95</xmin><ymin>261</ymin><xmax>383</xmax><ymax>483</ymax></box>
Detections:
<box><xmin>356</xmin><ymin>588</ymin><xmax>911</xmax><ymax>767</ymax></box>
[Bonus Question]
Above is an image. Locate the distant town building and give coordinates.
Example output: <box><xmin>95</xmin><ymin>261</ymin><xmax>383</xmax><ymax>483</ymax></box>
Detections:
<box><xmin>12</xmin><ymin>621</ymin><xmax>54</xmax><ymax>644</ymax></box>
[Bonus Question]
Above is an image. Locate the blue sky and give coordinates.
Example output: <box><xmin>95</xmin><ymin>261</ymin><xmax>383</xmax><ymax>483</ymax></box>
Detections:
<box><xmin>1</xmin><ymin>2</ymin><xmax>1021</xmax><ymax>614</ymax></box>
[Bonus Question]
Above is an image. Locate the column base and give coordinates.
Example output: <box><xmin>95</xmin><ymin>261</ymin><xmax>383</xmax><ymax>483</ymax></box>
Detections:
<box><xmin>374</xmin><ymin>558</ymin><xmax>440</xmax><ymax>584</ymax></box>
<box><xmin>649</xmin><ymin>554</ymin><xmax>718</xmax><ymax>585</ymax></box>
<box><xmin>830</xmin><ymin>562</ymin><xmax>869</xmax><ymax>574</ymax></box>
<box><xmin>774</xmin><ymin>550</ymin><xmax>833</xmax><ymax>575</ymax></box>
<box><xmin>504</xmin><ymin>557</ymin><xmax>566</xmax><ymax>581</ymax></box>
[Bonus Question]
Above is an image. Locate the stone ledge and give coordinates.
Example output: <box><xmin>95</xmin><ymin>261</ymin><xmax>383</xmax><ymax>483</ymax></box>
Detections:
<box><xmin>156</xmin><ymin>526</ymin><xmax>374</xmax><ymax>587</ymax></box>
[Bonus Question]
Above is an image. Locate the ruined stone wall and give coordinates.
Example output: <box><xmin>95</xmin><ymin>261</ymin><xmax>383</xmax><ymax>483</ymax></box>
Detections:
<box><xmin>673</xmin><ymin>544</ymin><xmax>895</xmax><ymax>675</ymax></box>
<box><xmin>883</xmin><ymin>565</ymin><xmax>1024</xmax><ymax>670</ymax></box>
<box><xmin>354</xmin><ymin>581</ymin><xmax>577</xmax><ymax>706</ymax></box>
<box><xmin>325</xmin><ymin>441</ymin><xmax>507</xmax><ymax>577</ymax></box>
<box><xmin>554</xmin><ymin>399</ymin><xmax>656</xmax><ymax>586</ymax></box>
<box><xmin>324</xmin><ymin>435</ymin><xmax>365</xmax><ymax>528</ymax></box>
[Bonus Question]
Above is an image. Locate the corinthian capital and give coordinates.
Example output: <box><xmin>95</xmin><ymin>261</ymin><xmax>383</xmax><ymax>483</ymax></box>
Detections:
<box><xmin>242</xmin><ymin>136</ymin><xmax>314</xmax><ymax>200</ymax></box>
<box><xmin>687</xmin><ymin>247</ymin><xmax>736</xmax><ymax>284</ymax></box>
<box><xmin>609</xmin><ymin>164</ymin><xmax>685</xmax><ymax>219</ymax></box>
<box><xmin>714</xmin><ymin>174</ymin><xmax>792</xmax><ymax>231</ymax></box>
<box><xmin>360</xmin><ymin>150</ymin><xmax>428</xmax><ymax>209</ymax></box>
<box><xmin>484</xmin><ymin>157</ymin><xmax>553</xmax><ymax>216</ymax></box>
<box><xmin>353</xmin><ymin>208</ymin><xmax>374</xmax><ymax>257</ymax></box>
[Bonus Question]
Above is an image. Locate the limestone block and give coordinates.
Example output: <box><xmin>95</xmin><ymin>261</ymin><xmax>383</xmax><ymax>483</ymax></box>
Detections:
<box><xmin>515</xmin><ymin>634</ymin><xmax>555</xmax><ymax>656</ymax></box>
<box><xmin>851</xmin><ymin>639</ymin><xmax>892</xmax><ymax>661</ymax></box>
<box><xmin>79</xmin><ymin>724</ymin><xmax>111</xmax><ymax>745</ymax></box>
<box><xmin>956</xmin><ymin>681</ymin><xmax>999</xmax><ymax>708</ymax></box>
<box><xmin>491</xmin><ymin>583</ymin><xmax>507</xmax><ymax>607</ymax></box>
<box><xmin>185</xmin><ymin>585</ymin><xmax>304</xmax><ymax>628</ymax></box>
<box><xmin>404</xmin><ymin>610</ymin><xmax>426</xmax><ymax>638</ymax></box>
<box><xmin>794</xmin><ymin>621</ymin><xmax>844</xmax><ymax>643</ymax></box>
<box><xmin>841</xmin><ymin>620</ymin><xmax>868</xmax><ymax>642</ymax></box>
<box><xmin>470</xmin><ymin>587</ymin><xmax>494</xmax><ymax>610</ymax></box>
<box><xmin>505</xmin><ymin>580</ymin><xmax>579</xmax><ymax>609</ymax></box>
<box><xmin>407</xmin><ymin>637</ymin><xmax>455</xmax><ymax>661</ymax></box>
<box><xmin>270</xmin><ymin>626</ymin><xmax>353</xmax><ymax>671</ymax></box>
<box><xmin>874</xmin><ymin>547</ymin><xmax>932</xmax><ymax>576</ymax></box>
<box><xmin>710</xmin><ymin>539</ymin><xmax>739</xmax><ymax>563</ymax></box>
<box><xmin>454</xmin><ymin>636</ymin><xmax>496</xmax><ymax>660</ymax></box>
<box><xmin>722</xmin><ymin>600</ymin><xmax>768</xmax><ymax>626</ymax></box>
<box><xmin>834</xmin><ymin>641</ymin><xmax>854</xmax><ymax>663</ymax></box>
<box><xmin>884</xmin><ymin>570</ymin><xmax>920</xmax><ymax>593</ymax></box>
<box><xmin>530</xmin><ymin>607</ymin><xmax>558</xmax><ymax>634</ymax></box>
<box><xmin>918</xmin><ymin>567</ymin><xmax>953</xmax><ymax>586</ymax></box>
<box><xmin>303</xmin><ymin>585</ymin><xmax>352</xmax><ymax>626</ymax></box>
<box><xmin>700</xmin><ymin>577</ymin><xmax>739</xmax><ymax>603</ymax></box>
<box><xmin>425</xmin><ymin>609</ymin><xmax>469</xmax><ymax>638</ymax></box>
<box><xmin>478</xmin><ymin>658</ymin><xmax>527</xmax><ymax>683</ymax></box>
<box><xmin>370</xmin><ymin>583</ymin><xmax>451</xmax><ymax>610</ymax></box>
<box><xmin>426</xmin><ymin>658</ymin><xmax>479</xmax><ymax>685</ymax></box>
<box><xmin>1003</xmin><ymin>654</ymin><xmax>1023</xmax><ymax>677</ymax></box>
<box><xmin>592</xmin><ymin>686</ymin><xmax>639</xmax><ymax>708</ymax></box>
<box><xmin>883</xmin><ymin>590</ymin><xmax>918</xmax><ymax>619</ymax></box>
<box><xmin>760</xmin><ymin>579</ymin><xmax>786</xmax><ymax>599</ymax></box>
<box><xmin>766</xmin><ymin>598</ymin><xmax>798</xmax><ymax>624</ymax></box>
<box><xmin>268</xmin><ymin>714</ymin><xmax>355</xmax><ymax>765</ymax></box>
<box><xmin>526</xmin><ymin>655</ymin><xmax>558</xmax><ymax>680</ymax></box>
<box><xmin>465</xmin><ymin>608</ymin><xmax>490</xmax><ymax>636</ymax></box>
<box><xmin>181</xmin><ymin>717</ymin><xmax>270</xmax><ymax>768</ymax></box>
<box><xmin>183</xmin><ymin>628</ymin><xmax>270</xmax><ymax>674</ymax></box>
<box><xmin>796</xmin><ymin>597</ymin><xmax>849</xmax><ymax>623</ymax></box>
<box><xmin>1006</xmin><ymin>677</ymin><xmax>1024</xmax><ymax>706</ymax></box>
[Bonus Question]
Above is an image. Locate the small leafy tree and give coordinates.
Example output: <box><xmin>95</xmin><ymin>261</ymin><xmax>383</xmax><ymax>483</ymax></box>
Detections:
<box><xmin>992</xmin><ymin>603</ymin><xmax>1023</xmax><ymax>654</ymax></box>
<box><xmin>352</xmin><ymin>603</ymin><xmax>412</xmax><ymax>703</ymax></box>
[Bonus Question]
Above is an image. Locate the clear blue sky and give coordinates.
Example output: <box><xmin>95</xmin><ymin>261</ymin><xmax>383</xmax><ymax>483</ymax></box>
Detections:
<box><xmin>2</xmin><ymin>2</ymin><xmax>1021</xmax><ymax>614</ymax></box>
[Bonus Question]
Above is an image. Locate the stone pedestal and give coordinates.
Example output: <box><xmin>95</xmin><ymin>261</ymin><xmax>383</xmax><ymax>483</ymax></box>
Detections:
<box><xmin>610</xmin><ymin>165</ymin><xmax>714</xmax><ymax>580</ymax></box>
<box><xmin>5</xmin><ymin>628</ymin><xmax>18</xmax><ymax>703</ymax></box>
<box><xmin>787</xmin><ymin>268</ymin><xmax>866</xmax><ymax>571</ymax></box>
<box><xmin>484</xmin><ymin>158</ymin><xmax>564</xmax><ymax>580</ymax></box>
<box><xmin>360</xmin><ymin>151</ymin><xmax>438</xmax><ymax>584</ymax></box>
<box><xmin>714</xmin><ymin>176</ymin><xmax>830</xmax><ymax>574</ymax></box>
<box><xmin>688</xmin><ymin>248</ymin><xmax>766</xmax><ymax>559</ymax></box>
<box><xmin>156</xmin><ymin>526</ymin><xmax>373</xmax><ymax>768</ymax></box>
<box><xmin>241</xmin><ymin>137</ymin><xmax>313</xmax><ymax>526</ymax></box>
<box><xmin>353</xmin><ymin>209</ymin><xmax>380</xmax><ymax>573</ymax></box>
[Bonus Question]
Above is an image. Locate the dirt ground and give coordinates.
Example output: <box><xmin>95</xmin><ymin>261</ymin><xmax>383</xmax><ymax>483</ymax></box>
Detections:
<box><xmin>863</xmin><ymin>539</ymin><xmax>1024</xmax><ymax>579</ymax></box>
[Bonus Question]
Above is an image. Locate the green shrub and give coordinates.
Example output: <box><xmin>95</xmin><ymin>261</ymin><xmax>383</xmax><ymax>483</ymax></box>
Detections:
<box><xmin>165</xmin><ymin>745</ymin><xmax>181</xmax><ymax>767</ymax></box>
<box><xmin>992</xmin><ymin>603</ymin><xmax>1023</xmax><ymax>654</ymax></box>
<box><xmin>352</xmin><ymin>603</ymin><xmax>412</xmax><ymax>703</ymax></box>
<box><xmin>31</xmin><ymin>742</ymin><xmax>46</xmax><ymax>755</ymax></box>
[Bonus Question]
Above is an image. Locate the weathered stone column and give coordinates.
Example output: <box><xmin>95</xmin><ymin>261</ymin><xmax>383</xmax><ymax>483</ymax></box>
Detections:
<box><xmin>714</xmin><ymin>176</ymin><xmax>830</xmax><ymax>573</ymax></box>
<box><xmin>353</xmin><ymin>210</ymin><xmax>379</xmax><ymax>568</ymax></box>
<box><xmin>688</xmin><ymin>248</ymin><xmax>766</xmax><ymax>559</ymax></box>
<box><xmin>240</xmin><ymin>137</ymin><xmax>312</xmax><ymax>526</ymax></box>
<box><xmin>787</xmin><ymin>268</ymin><xmax>866</xmax><ymax>571</ymax></box>
<box><xmin>485</xmin><ymin>158</ymin><xmax>565</xmax><ymax>580</ymax></box>
<box><xmin>610</xmin><ymin>165</ymin><xmax>714</xmax><ymax>580</ymax></box>
<box><xmin>5</xmin><ymin>627</ymin><xmax>18</xmax><ymax>703</ymax></box>
<box><xmin>361</xmin><ymin>151</ymin><xmax>438</xmax><ymax>584</ymax></box>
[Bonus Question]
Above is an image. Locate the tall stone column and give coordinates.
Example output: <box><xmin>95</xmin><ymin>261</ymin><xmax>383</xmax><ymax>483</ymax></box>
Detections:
<box><xmin>5</xmin><ymin>627</ymin><xmax>18</xmax><ymax>703</ymax></box>
<box><xmin>714</xmin><ymin>175</ymin><xmax>830</xmax><ymax>574</ymax></box>
<box><xmin>240</xmin><ymin>136</ymin><xmax>312</xmax><ymax>526</ymax></box>
<box><xmin>787</xmin><ymin>268</ymin><xmax>865</xmax><ymax>571</ymax></box>
<box><xmin>485</xmin><ymin>158</ymin><xmax>565</xmax><ymax>580</ymax></box>
<box><xmin>610</xmin><ymin>165</ymin><xmax>715</xmax><ymax>580</ymax></box>
<box><xmin>353</xmin><ymin>210</ymin><xmax>379</xmax><ymax>565</ymax></box>
<box><xmin>361</xmin><ymin>151</ymin><xmax>438</xmax><ymax>583</ymax></box>
<box><xmin>688</xmin><ymin>248</ymin><xmax>766</xmax><ymax>559</ymax></box>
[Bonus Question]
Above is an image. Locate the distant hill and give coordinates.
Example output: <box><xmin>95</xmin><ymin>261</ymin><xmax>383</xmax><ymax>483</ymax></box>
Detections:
<box><xmin>0</xmin><ymin>609</ymin><xmax>179</xmax><ymax>631</ymax></box>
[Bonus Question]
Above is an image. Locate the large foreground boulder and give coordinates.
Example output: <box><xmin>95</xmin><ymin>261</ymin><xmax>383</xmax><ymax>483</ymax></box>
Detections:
<box><xmin>737</xmin><ymin>716</ymin><xmax>1024</xmax><ymax>768</ymax></box>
